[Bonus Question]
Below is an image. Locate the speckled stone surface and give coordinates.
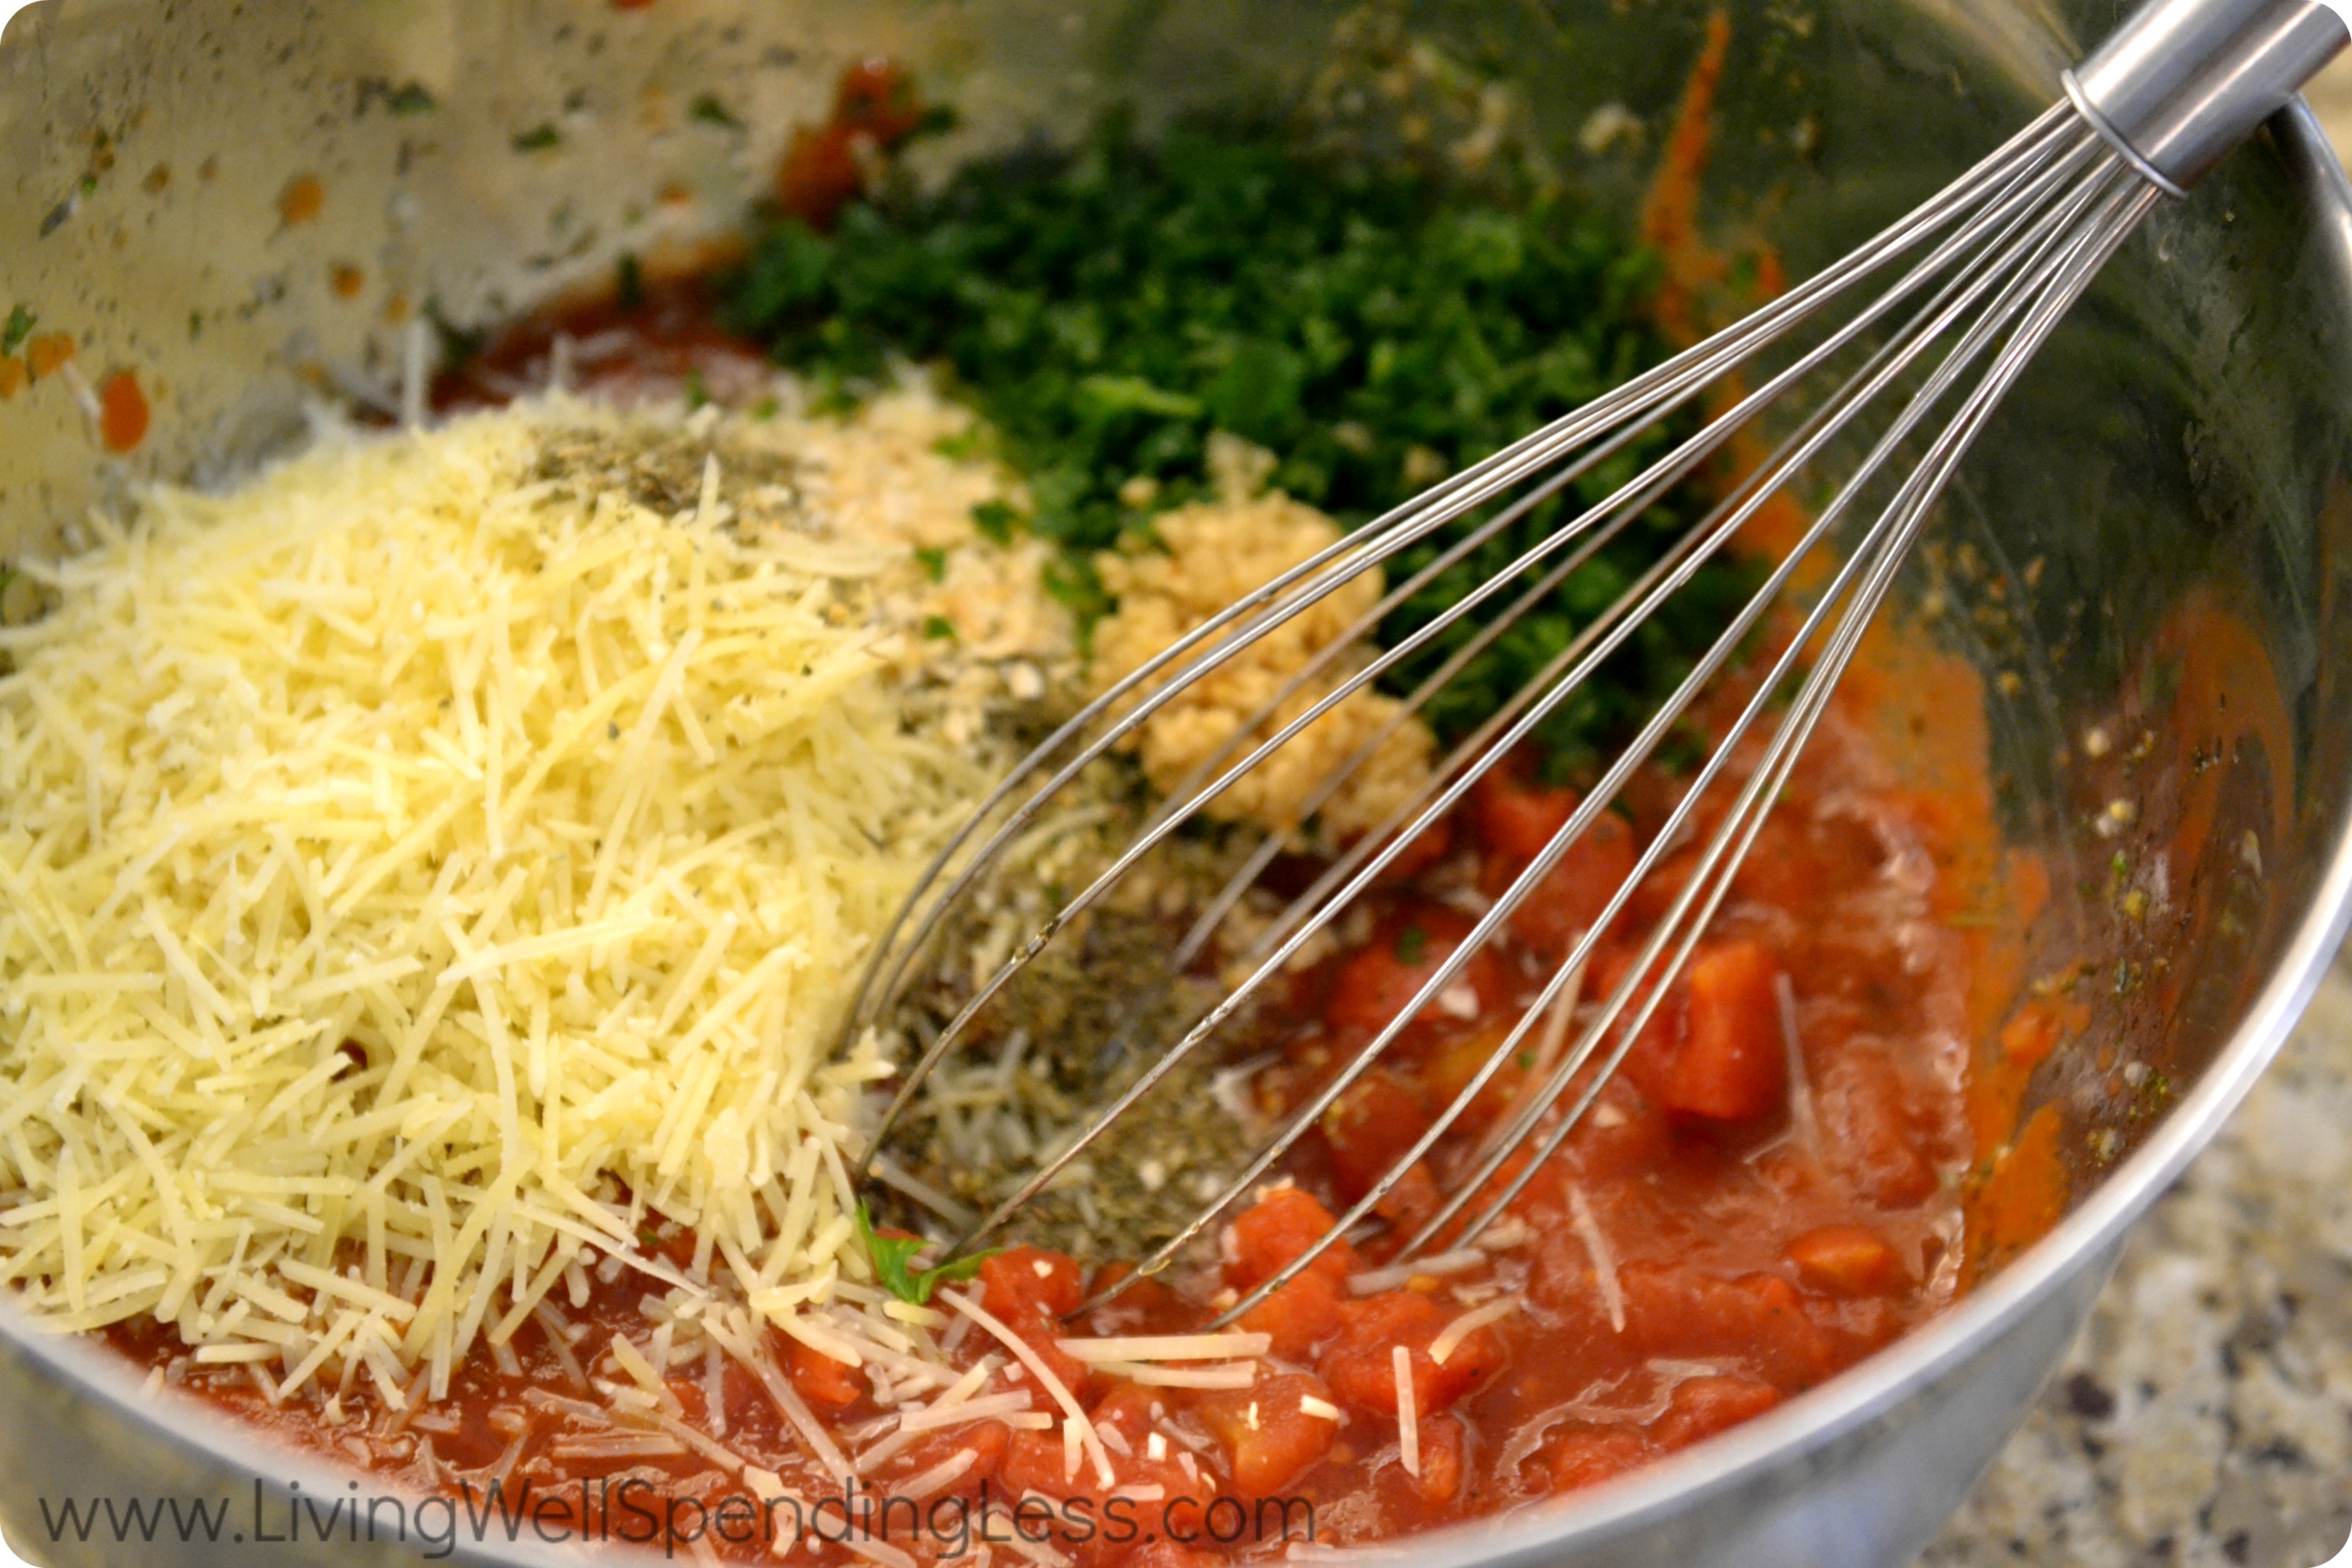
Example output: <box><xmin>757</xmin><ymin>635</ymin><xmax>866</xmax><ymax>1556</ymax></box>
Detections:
<box><xmin>1918</xmin><ymin>75</ymin><xmax>2352</xmax><ymax>1568</ymax></box>
<box><xmin>1922</xmin><ymin>956</ymin><xmax>2352</xmax><ymax>1568</ymax></box>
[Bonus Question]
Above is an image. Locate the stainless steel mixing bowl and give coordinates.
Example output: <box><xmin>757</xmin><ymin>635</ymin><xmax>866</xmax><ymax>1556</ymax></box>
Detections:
<box><xmin>0</xmin><ymin>1</ymin><xmax>2348</xmax><ymax>1564</ymax></box>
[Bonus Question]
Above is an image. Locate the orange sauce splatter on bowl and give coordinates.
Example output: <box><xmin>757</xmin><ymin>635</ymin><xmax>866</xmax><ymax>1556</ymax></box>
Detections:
<box><xmin>25</xmin><ymin>334</ymin><xmax>73</xmax><ymax>379</ymax></box>
<box><xmin>279</xmin><ymin>174</ymin><xmax>324</xmax><ymax>226</ymax></box>
<box><xmin>98</xmin><ymin>369</ymin><xmax>149</xmax><ymax>452</ymax></box>
<box><xmin>776</xmin><ymin>60</ymin><xmax>929</xmax><ymax>230</ymax></box>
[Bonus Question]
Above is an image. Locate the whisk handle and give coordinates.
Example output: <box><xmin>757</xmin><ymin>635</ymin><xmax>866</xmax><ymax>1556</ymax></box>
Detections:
<box><xmin>2066</xmin><ymin>0</ymin><xmax>2350</xmax><ymax>196</ymax></box>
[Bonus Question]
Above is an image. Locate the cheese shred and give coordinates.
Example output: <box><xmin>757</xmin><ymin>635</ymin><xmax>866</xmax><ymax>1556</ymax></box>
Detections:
<box><xmin>0</xmin><ymin>388</ymin><xmax>1069</xmax><ymax>1404</ymax></box>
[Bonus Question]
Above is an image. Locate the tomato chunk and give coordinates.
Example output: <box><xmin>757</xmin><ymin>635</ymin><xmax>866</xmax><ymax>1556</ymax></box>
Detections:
<box><xmin>1197</xmin><ymin>1370</ymin><xmax>1340</xmax><ymax>1494</ymax></box>
<box><xmin>978</xmin><ymin>1246</ymin><xmax>1089</xmax><ymax>1394</ymax></box>
<box><xmin>1618</xmin><ymin>1262</ymin><xmax>1833</xmax><ymax>1391</ymax></box>
<box><xmin>1316</xmin><ymin>1290</ymin><xmax>1502</xmax><ymax>1416</ymax></box>
<box><xmin>783</xmin><ymin>1333</ymin><xmax>863</xmax><ymax>1409</ymax></box>
<box><xmin>1319</xmin><ymin>1069</ymin><xmax>1431</xmax><ymax>1202</ymax></box>
<box><xmin>1325</xmin><ymin>907</ymin><xmax>1511</xmax><ymax>1044</ymax></box>
<box><xmin>1226</xmin><ymin>1187</ymin><xmax>1356</xmax><ymax>1292</ymax></box>
<box><xmin>1413</xmin><ymin>1411</ymin><xmax>1468</xmax><ymax>1504</ymax></box>
<box><xmin>980</xmin><ymin>1245</ymin><xmax>1085</xmax><ymax>1320</ymax></box>
<box><xmin>1372</xmin><ymin>813</ymin><xmax>1454</xmax><ymax>884</ymax></box>
<box><xmin>1668</xmin><ymin>940</ymin><xmax>1786</xmax><ymax>1121</ymax></box>
<box><xmin>1545</xmin><ymin>1425</ymin><xmax>1656</xmax><ymax>1491</ymax></box>
<box><xmin>1238</xmin><ymin>1268</ymin><xmax>1345</xmax><ymax>1361</ymax></box>
<box><xmin>1471</xmin><ymin>758</ymin><xmax>1579</xmax><ymax>863</ymax></box>
<box><xmin>1786</xmin><ymin>1224</ymin><xmax>1905</xmax><ymax>1296</ymax></box>
<box><xmin>1653</xmin><ymin>1374</ymin><xmax>1782</xmax><ymax>1450</ymax></box>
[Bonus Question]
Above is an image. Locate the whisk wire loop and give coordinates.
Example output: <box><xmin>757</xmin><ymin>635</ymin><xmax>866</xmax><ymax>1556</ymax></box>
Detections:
<box><xmin>1194</xmin><ymin>154</ymin><xmax>2154</xmax><ymax>1324</ymax></box>
<box><xmin>843</xmin><ymin>69</ymin><xmax>2193</xmax><ymax>1314</ymax></box>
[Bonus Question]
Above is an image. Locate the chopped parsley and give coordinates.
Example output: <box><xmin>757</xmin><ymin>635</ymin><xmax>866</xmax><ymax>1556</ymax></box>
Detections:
<box><xmin>0</xmin><ymin>305</ymin><xmax>33</xmax><ymax>357</ymax></box>
<box><xmin>856</xmin><ymin>1202</ymin><xmax>994</xmax><ymax>1304</ymax></box>
<box><xmin>1395</xmin><ymin>925</ymin><xmax>1429</xmax><ymax>965</ymax></box>
<box><xmin>690</xmin><ymin>94</ymin><xmax>742</xmax><ymax>130</ymax></box>
<box><xmin>724</xmin><ymin>116</ymin><xmax>1761</xmax><ymax>777</ymax></box>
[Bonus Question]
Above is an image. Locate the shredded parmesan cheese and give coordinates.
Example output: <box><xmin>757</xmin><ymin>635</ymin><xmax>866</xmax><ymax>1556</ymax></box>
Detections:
<box><xmin>1392</xmin><ymin>1345</ymin><xmax>1420</xmax><ymax>1478</ymax></box>
<box><xmin>1057</xmin><ymin>1331</ymin><xmax>1270</xmax><ymax>1362</ymax></box>
<box><xmin>0</xmin><ymin>388</ymin><xmax>1079</xmax><ymax>1402</ymax></box>
<box><xmin>1567</xmin><ymin>1185</ymin><xmax>1625</xmax><ymax>1334</ymax></box>
<box><xmin>1428</xmin><ymin>1295</ymin><xmax>1518</xmax><ymax>1365</ymax></box>
<box><xmin>943</xmin><ymin>1290</ymin><xmax>1115</xmax><ymax>1486</ymax></box>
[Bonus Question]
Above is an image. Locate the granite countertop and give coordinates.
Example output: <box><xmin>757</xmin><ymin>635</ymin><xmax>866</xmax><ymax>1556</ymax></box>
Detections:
<box><xmin>1922</xmin><ymin>72</ymin><xmax>2352</xmax><ymax>1568</ymax></box>
<box><xmin>1924</xmin><ymin>958</ymin><xmax>2352</xmax><ymax>1568</ymax></box>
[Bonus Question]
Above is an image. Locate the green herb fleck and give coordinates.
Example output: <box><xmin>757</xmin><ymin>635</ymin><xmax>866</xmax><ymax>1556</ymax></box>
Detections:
<box><xmin>1654</xmin><ymin>724</ymin><xmax>1708</xmax><ymax>778</ymax></box>
<box><xmin>387</xmin><ymin>82</ymin><xmax>438</xmax><ymax>116</ymax></box>
<box><xmin>616</xmin><ymin>252</ymin><xmax>644</xmax><ymax>312</ymax></box>
<box><xmin>683</xmin><ymin>368</ymin><xmax>711</xmax><ymax>410</ymax></box>
<box><xmin>856</xmin><ymin>1202</ymin><xmax>995</xmax><ymax>1305</ymax></box>
<box><xmin>1396</xmin><ymin>926</ymin><xmax>1428</xmax><ymax>965</ymax></box>
<box><xmin>1</xmin><ymin>306</ymin><xmax>35</xmax><ymax>357</ymax></box>
<box><xmin>970</xmin><ymin>499</ymin><xmax>1019</xmax><ymax>544</ymax></box>
<box><xmin>923</xmin><ymin>614</ymin><xmax>957</xmax><ymax>640</ymax></box>
<box><xmin>690</xmin><ymin>94</ymin><xmax>741</xmax><ymax>130</ymax></box>
<box><xmin>512</xmin><ymin>123</ymin><xmax>561</xmax><ymax>154</ymax></box>
<box><xmin>914</xmin><ymin>546</ymin><xmax>948</xmax><ymax>583</ymax></box>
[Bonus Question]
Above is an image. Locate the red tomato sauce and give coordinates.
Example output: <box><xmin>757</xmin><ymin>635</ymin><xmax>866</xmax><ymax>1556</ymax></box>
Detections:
<box><xmin>108</xmin><ymin>647</ymin><xmax>1981</xmax><ymax>1562</ymax></box>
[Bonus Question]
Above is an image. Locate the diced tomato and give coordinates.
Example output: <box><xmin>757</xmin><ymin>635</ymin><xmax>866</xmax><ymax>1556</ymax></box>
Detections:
<box><xmin>1085</xmin><ymin>1380</ymin><xmax>1167</xmax><ymax>1459</ymax></box>
<box><xmin>1371</xmin><ymin>813</ymin><xmax>1455</xmax><ymax>884</ymax></box>
<box><xmin>1497</xmin><ymin>814</ymin><xmax>1639</xmax><ymax>959</ymax></box>
<box><xmin>1587</xmin><ymin>945</ymin><xmax>1682</xmax><ymax>1103</ymax></box>
<box><xmin>1618</xmin><ymin>1262</ymin><xmax>1833</xmax><ymax>1391</ymax></box>
<box><xmin>1373</xmin><ymin>1160</ymin><xmax>1443</xmax><ymax>1233</ymax></box>
<box><xmin>978</xmin><ymin>1246</ymin><xmax>1089</xmax><ymax>1393</ymax></box>
<box><xmin>1653</xmin><ymin>1374</ymin><xmax>1782</xmax><ymax>1450</ymax></box>
<box><xmin>1316</xmin><ymin>1290</ymin><xmax>1502</xmax><ymax>1416</ymax></box>
<box><xmin>1598</xmin><ymin>941</ymin><xmax>1784</xmax><ymax>1122</ymax></box>
<box><xmin>1413</xmin><ymin>1411</ymin><xmax>1467</xmax><ymax>1504</ymax></box>
<box><xmin>1226</xmin><ymin>1186</ymin><xmax>1357</xmax><ymax>1292</ymax></box>
<box><xmin>1620</xmin><ymin>843</ymin><xmax>1698</xmax><ymax>928</ymax></box>
<box><xmin>1545</xmin><ymin>1425</ymin><xmax>1655</xmax><ymax>1491</ymax></box>
<box><xmin>1470</xmin><ymin>765</ymin><xmax>1640</xmax><ymax>957</ymax></box>
<box><xmin>1324</xmin><ymin>906</ymin><xmax>1511</xmax><ymax>1045</ymax></box>
<box><xmin>1786</xmin><ymin>1224</ymin><xmax>1905</xmax><ymax>1297</ymax></box>
<box><xmin>1087</xmin><ymin>1259</ymin><xmax>1173</xmax><ymax>1316</ymax></box>
<box><xmin>1557</xmin><ymin>1075</ymin><xmax>1674</xmax><ymax>1184</ymax></box>
<box><xmin>782</xmin><ymin>1333</ymin><xmax>864</xmax><ymax>1409</ymax></box>
<box><xmin>1320</xmin><ymin>1069</ymin><xmax>1431</xmax><ymax>1201</ymax></box>
<box><xmin>1817</xmin><ymin>1051</ymin><xmax>1937</xmax><ymax>1206</ymax></box>
<box><xmin>1196</xmin><ymin>1370</ymin><xmax>1340</xmax><ymax>1494</ymax></box>
<box><xmin>1420</xmin><ymin>1024</ymin><xmax>1530</xmax><ymax>1134</ymax></box>
<box><xmin>980</xmin><ymin>1245</ymin><xmax>1085</xmax><ymax>1319</ymax></box>
<box><xmin>1470</xmin><ymin>757</ymin><xmax>1577</xmax><ymax>861</ymax></box>
<box><xmin>1667</xmin><ymin>940</ymin><xmax>1786</xmax><ymax>1120</ymax></box>
<box><xmin>1238</xmin><ymin>1269</ymin><xmax>1345</xmax><ymax>1361</ymax></box>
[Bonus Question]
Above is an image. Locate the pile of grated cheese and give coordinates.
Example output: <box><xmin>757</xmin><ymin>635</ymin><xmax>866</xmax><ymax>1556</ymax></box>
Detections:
<box><xmin>0</xmin><ymin>386</ymin><xmax>1074</xmax><ymax>1407</ymax></box>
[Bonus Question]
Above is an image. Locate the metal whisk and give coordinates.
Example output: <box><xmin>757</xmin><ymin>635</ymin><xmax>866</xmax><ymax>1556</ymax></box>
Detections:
<box><xmin>844</xmin><ymin>0</ymin><xmax>2351</xmax><ymax>1322</ymax></box>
